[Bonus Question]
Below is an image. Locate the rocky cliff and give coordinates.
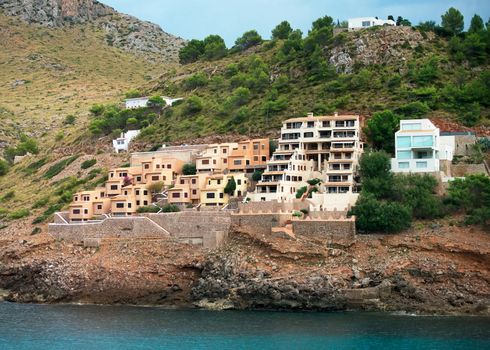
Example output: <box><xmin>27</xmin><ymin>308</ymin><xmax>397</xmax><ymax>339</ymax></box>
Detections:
<box><xmin>0</xmin><ymin>0</ymin><xmax>185</xmax><ymax>61</ymax></box>
<box><xmin>0</xmin><ymin>218</ymin><xmax>488</xmax><ymax>315</ymax></box>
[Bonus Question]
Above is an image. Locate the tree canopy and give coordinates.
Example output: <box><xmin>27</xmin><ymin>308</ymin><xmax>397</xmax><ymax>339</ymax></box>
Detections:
<box><xmin>441</xmin><ymin>7</ymin><xmax>464</xmax><ymax>35</ymax></box>
<box><xmin>272</xmin><ymin>21</ymin><xmax>293</xmax><ymax>40</ymax></box>
<box><xmin>364</xmin><ymin>110</ymin><xmax>400</xmax><ymax>154</ymax></box>
<box><xmin>234</xmin><ymin>30</ymin><xmax>263</xmax><ymax>51</ymax></box>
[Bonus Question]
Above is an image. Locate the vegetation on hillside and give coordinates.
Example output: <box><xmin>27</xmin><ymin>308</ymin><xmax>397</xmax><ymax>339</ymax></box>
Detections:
<box><xmin>117</xmin><ymin>7</ymin><xmax>490</xmax><ymax>145</ymax></box>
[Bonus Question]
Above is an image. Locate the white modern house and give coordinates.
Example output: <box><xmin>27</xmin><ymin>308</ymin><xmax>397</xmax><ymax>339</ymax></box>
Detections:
<box><xmin>391</xmin><ymin>119</ymin><xmax>454</xmax><ymax>174</ymax></box>
<box><xmin>113</xmin><ymin>130</ymin><xmax>141</xmax><ymax>153</ymax></box>
<box><xmin>124</xmin><ymin>96</ymin><xmax>183</xmax><ymax>109</ymax></box>
<box><xmin>348</xmin><ymin>17</ymin><xmax>396</xmax><ymax>31</ymax></box>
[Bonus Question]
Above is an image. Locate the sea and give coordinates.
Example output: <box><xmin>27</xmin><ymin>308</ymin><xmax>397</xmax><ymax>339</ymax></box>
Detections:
<box><xmin>0</xmin><ymin>302</ymin><xmax>488</xmax><ymax>349</ymax></box>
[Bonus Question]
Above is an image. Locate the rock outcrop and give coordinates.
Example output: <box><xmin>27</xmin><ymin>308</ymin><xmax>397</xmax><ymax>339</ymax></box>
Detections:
<box><xmin>0</xmin><ymin>0</ymin><xmax>186</xmax><ymax>61</ymax></box>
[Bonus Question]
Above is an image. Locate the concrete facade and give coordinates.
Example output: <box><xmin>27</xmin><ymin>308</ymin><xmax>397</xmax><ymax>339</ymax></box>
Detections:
<box><xmin>348</xmin><ymin>17</ymin><xmax>396</xmax><ymax>31</ymax></box>
<box><xmin>113</xmin><ymin>130</ymin><xmax>140</xmax><ymax>153</ymax></box>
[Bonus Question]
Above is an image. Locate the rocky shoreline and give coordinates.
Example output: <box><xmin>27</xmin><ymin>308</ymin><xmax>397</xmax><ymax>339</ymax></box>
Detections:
<box><xmin>0</xmin><ymin>220</ymin><xmax>489</xmax><ymax>316</ymax></box>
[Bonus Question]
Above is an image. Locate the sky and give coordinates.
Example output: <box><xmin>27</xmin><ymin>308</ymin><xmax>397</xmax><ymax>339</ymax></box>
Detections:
<box><xmin>103</xmin><ymin>0</ymin><xmax>490</xmax><ymax>46</ymax></box>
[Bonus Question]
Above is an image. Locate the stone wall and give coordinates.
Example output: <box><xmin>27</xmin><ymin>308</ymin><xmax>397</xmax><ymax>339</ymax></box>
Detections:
<box><xmin>231</xmin><ymin>213</ymin><xmax>293</xmax><ymax>235</ymax></box>
<box><xmin>143</xmin><ymin>212</ymin><xmax>231</xmax><ymax>248</ymax></box>
<box><xmin>291</xmin><ymin>217</ymin><xmax>356</xmax><ymax>238</ymax></box>
<box><xmin>238</xmin><ymin>200</ymin><xmax>308</xmax><ymax>214</ymax></box>
<box><xmin>454</xmin><ymin>135</ymin><xmax>477</xmax><ymax>156</ymax></box>
<box><xmin>49</xmin><ymin>217</ymin><xmax>170</xmax><ymax>242</ymax></box>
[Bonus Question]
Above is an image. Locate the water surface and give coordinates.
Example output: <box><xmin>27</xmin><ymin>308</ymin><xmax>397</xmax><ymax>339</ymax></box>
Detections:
<box><xmin>0</xmin><ymin>302</ymin><xmax>488</xmax><ymax>349</ymax></box>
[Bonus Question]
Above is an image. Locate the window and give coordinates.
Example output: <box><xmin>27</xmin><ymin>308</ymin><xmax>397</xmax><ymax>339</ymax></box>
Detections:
<box><xmin>124</xmin><ymin>191</ymin><xmax>128</xmax><ymax>196</ymax></box>
<box><xmin>416</xmin><ymin>161</ymin><xmax>428</xmax><ymax>169</ymax></box>
<box><xmin>304</xmin><ymin>132</ymin><xmax>314</xmax><ymax>138</ymax></box>
<box><xmin>362</xmin><ymin>20</ymin><xmax>371</xmax><ymax>27</ymax></box>
<box><xmin>192</xmin><ymin>190</ymin><xmax>197</xmax><ymax>195</ymax></box>
<box><xmin>72</xmin><ymin>209</ymin><xmax>80</xmax><ymax>214</ymax></box>
<box><xmin>237</xmin><ymin>179</ymin><xmax>242</xmax><ymax>185</ymax></box>
<box><xmin>156</xmin><ymin>164</ymin><xmax>160</xmax><ymax>169</ymax></box>
<box><xmin>217</xmin><ymin>180</ymin><xmax>221</xmax><ymax>185</ymax></box>
<box><xmin>111</xmin><ymin>185</ymin><xmax>118</xmax><ymax>190</ymax></box>
<box><xmin>143</xmin><ymin>190</ymin><xmax>148</xmax><ymax>195</ymax></box>
<box><xmin>191</xmin><ymin>179</ymin><xmax>196</xmax><ymax>184</ymax></box>
<box><xmin>219</xmin><ymin>193</ymin><xmax>224</xmax><ymax>198</ymax></box>
<box><xmin>223</xmin><ymin>148</ymin><xmax>227</xmax><ymax>154</ymax></box>
<box><xmin>167</xmin><ymin>164</ymin><xmax>172</xmax><ymax>169</ymax></box>
<box><xmin>242</xmin><ymin>145</ymin><xmax>246</xmax><ymax>150</ymax></box>
<box><xmin>143</xmin><ymin>201</ymin><xmax>148</xmax><ymax>206</ymax></box>
<box><xmin>413</xmin><ymin>136</ymin><xmax>433</xmax><ymax>147</ymax></box>
<box><xmin>262</xmin><ymin>156</ymin><xmax>267</xmax><ymax>162</ymax></box>
<box><xmin>307</xmin><ymin>121</ymin><xmax>314</xmax><ymax>128</ymax></box>
<box><xmin>184</xmin><ymin>193</ymin><xmax>188</xmax><ymax>198</ymax></box>
<box><xmin>97</xmin><ymin>205</ymin><xmax>102</xmax><ymax>210</ymax></box>
<box><xmin>213</xmin><ymin>159</ymin><xmax>217</xmax><ymax>165</ymax></box>
<box><xmin>207</xmin><ymin>193</ymin><xmax>215</xmax><ymax>199</ymax></box>
<box><xmin>180</xmin><ymin>179</ymin><xmax>185</xmax><ymax>185</ymax></box>
<box><xmin>116</xmin><ymin>203</ymin><xmax>124</xmax><ymax>208</ymax></box>
<box><xmin>172</xmin><ymin>193</ymin><xmax>180</xmax><ymax>198</ymax></box>
<box><xmin>144</xmin><ymin>164</ymin><xmax>150</xmax><ymax>169</ymax></box>
<box><xmin>128</xmin><ymin>203</ymin><xmax>132</xmax><ymax>209</ymax></box>
<box><xmin>397</xmin><ymin>151</ymin><xmax>411</xmax><ymax>160</ymax></box>
<box><xmin>234</xmin><ymin>160</ymin><xmax>242</xmax><ymax>165</ymax></box>
<box><xmin>253</xmin><ymin>144</ymin><xmax>259</xmax><ymax>150</ymax></box>
<box><xmin>398</xmin><ymin>162</ymin><xmax>409</xmax><ymax>169</ymax></box>
<box><xmin>136</xmin><ymin>190</ymin><xmax>140</xmax><ymax>195</ymax></box>
<box><xmin>401</xmin><ymin>123</ymin><xmax>422</xmax><ymax>131</ymax></box>
<box><xmin>202</xmin><ymin>159</ymin><xmax>209</xmax><ymax>165</ymax></box>
<box><xmin>397</xmin><ymin>136</ymin><xmax>411</xmax><ymax>148</ymax></box>
<box><xmin>136</xmin><ymin>200</ymin><xmax>140</xmax><ymax>206</ymax></box>
<box><xmin>136</xmin><ymin>176</ymin><xmax>141</xmax><ymax>182</ymax></box>
<box><xmin>254</xmin><ymin>156</ymin><xmax>259</xmax><ymax>161</ymax></box>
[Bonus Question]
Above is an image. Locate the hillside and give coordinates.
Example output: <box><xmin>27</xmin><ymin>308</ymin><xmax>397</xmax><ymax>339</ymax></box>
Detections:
<box><xmin>120</xmin><ymin>26</ymin><xmax>488</xmax><ymax>146</ymax></box>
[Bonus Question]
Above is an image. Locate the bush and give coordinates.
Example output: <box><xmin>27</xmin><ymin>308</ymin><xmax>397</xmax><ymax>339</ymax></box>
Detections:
<box><xmin>23</xmin><ymin>157</ymin><xmax>49</xmax><ymax>175</ymax></box>
<box><xmin>8</xmin><ymin>208</ymin><xmax>30</xmax><ymax>220</ymax></box>
<box><xmin>0</xmin><ymin>159</ymin><xmax>10</xmax><ymax>176</ymax></box>
<box><xmin>252</xmin><ymin>170</ymin><xmax>263</xmax><ymax>182</ymax></box>
<box><xmin>182</xmin><ymin>163</ymin><xmax>197</xmax><ymax>175</ymax></box>
<box><xmin>80</xmin><ymin>159</ymin><xmax>97</xmax><ymax>170</ymax></box>
<box><xmin>179</xmin><ymin>39</ymin><xmax>205</xmax><ymax>64</ymax></box>
<box><xmin>148</xmin><ymin>181</ymin><xmax>165</xmax><ymax>194</ymax></box>
<box><xmin>136</xmin><ymin>206</ymin><xmax>160</xmax><ymax>213</ymax></box>
<box><xmin>445</xmin><ymin>174</ymin><xmax>490</xmax><ymax>226</ymax></box>
<box><xmin>234</xmin><ymin>30</ymin><xmax>263</xmax><ymax>51</ymax></box>
<box><xmin>32</xmin><ymin>197</ymin><xmax>50</xmax><ymax>209</ymax></box>
<box><xmin>32</xmin><ymin>204</ymin><xmax>63</xmax><ymax>224</ymax></box>
<box><xmin>307</xmin><ymin>178</ymin><xmax>322</xmax><ymax>186</ymax></box>
<box><xmin>44</xmin><ymin>155</ymin><xmax>79</xmax><ymax>179</ymax></box>
<box><xmin>272</xmin><ymin>21</ymin><xmax>293</xmax><ymax>40</ymax></box>
<box><xmin>64</xmin><ymin>115</ymin><xmax>76</xmax><ymax>125</ymax></box>
<box><xmin>295</xmin><ymin>186</ymin><xmax>308</xmax><ymax>199</ymax></box>
<box><xmin>364</xmin><ymin>110</ymin><xmax>400</xmax><ymax>154</ymax></box>
<box><xmin>224</xmin><ymin>177</ymin><xmax>237</xmax><ymax>196</ymax></box>
<box><xmin>161</xmin><ymin>204</ymin><xmax>180</xmax><ymax>213</ymax></box>
<box><xmin>395</xmin><ymin>101</ymin><xmax>430</xmax><ymax>118</ymax></box>
<box><xmin>183</xmin><ymin>73</ymin><xmax>208</xmax><ymax>90</ymax></box>
<box><xmin>183</xmin><ymin>96</ymin><xmax>203</xmax><ymax>115</ymax></box>
<box><xmin>350</xmin><ymin>194</ymin><xmax>412</xmax><ymax>233</ymax></box>
<box><xmin>31</xmin><ymin>227</ymin><xmax>42</xmax><ymax>235</ymax></box>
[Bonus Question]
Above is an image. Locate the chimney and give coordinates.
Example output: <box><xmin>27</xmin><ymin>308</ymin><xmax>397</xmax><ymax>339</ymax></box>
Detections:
<box><xmin>334</xmin><ymin>112</ymin><xmax>338</xmax><ymax>117</ymax></box>
<box><xmin>307</xmin><ymin>112</ymin><xmax>314</xmax><ymax>117</ymax></box>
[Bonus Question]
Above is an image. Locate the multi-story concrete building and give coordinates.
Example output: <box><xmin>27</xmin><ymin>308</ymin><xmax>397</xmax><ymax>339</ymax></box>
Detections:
<box><xmin>196</xmin><ymin>139</ymin><xmax>270</xmax><ymax>174</ymax></box>
<box><xmin>249</xmin><ymin>113</ymin><xmax>363</xmax><ymax>210</ymax></box>
<box><xmin>69</xmin><ymin>188</ymin><xmax>111</xmax><ymax>222</ymax></box>
<box><xmin>167</xmin><ymin>173</ymin><xmax>209</xmax><ymax>205</ymax></box>
<box><xmin>391</xmin><ymin>119</ymin><xmax>454</xmax><ymax>174</ymax></box>
<box><xmin>110</xmin><ymin>184</ymin><xmax>152</xmax><ymax>217</ymax></box>
<box><xmin>200</xmin><ymin>173</ymin><xmax>249</xmax><ymax>207</ymax></box>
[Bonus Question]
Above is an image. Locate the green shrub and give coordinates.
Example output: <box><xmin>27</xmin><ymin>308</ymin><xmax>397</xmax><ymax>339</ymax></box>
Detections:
<box><xmin>8</xmin><ymin>208</ymin><xmax>30</xmax><ymax>220</ymax></box>
<box><xmin>136</xmin><ymin>206</ymin><xmax>160</xmax><ymax>213</ymax></box>
<box><xmin>183</xmin><ymin>96</ymin><xmax>203</xmax><ymax>115</ymax></box>
<box><xmin>32</xmin><ymin>197</ymin><xmax>50</xmax><ymax>209</ymax></box>
<box><xmin>44</xmin><ymin>155</ymin><xmax>79</xmax><ymax>179</ymax></box>
<box><xmin>23</xmin><ymin>157</ymin><xmax>49</xmax><ymax>175</ymax></box>
<box><xmin>307</xmin><ymin>178</ymin><xmax>322</xmax><ymax>186</ymax></box>
<box><xmin>64</xmin><ymin>115</ymin><xmax>76</xmax><ymax>125</ymax></box>
<box><xmin>350</xmin><ymin>194</ymin><xmax>412</xmax><ymax>233</ymax></box>
<box><xmin>161</xmin><ymin>204</ymin><xmax>180</xmax><ymax>213</ymax></box>
<box><xmin>224</xmin><ymin>177</ymin><xmax>237</xmax><ymax>196</ymax></box>
<box><xmin>295</xmin><ymin>186</ymin><xmax>308</xmax><ymax>199</ymax></box>
<box><xmin>183</xmin><ymin>73</ymin><xmax>208</xmax><ymax>90</ymax></box>
<box><xmin>31</xmin><ymin>227</ymin><xmax>42</xmax><ymax>235</ymax></box>
<box><xmin>364</xmin><ymin>110</ymin><xmax>400</xmax><ymax>154</ymax></box>
<box><xmin>182</xmin><ymin>163</ymin><xmax>197</xmax><ymax>175</ymax></box>
<box><xmin>81</xmin><ymin>159</ymin><xmax>97</xmax><ymax>170</ymax></box>
<box><xmin>252</xmin><ymin>170</ymin><xmax>263</xmax><ymax>182</ymax></box>
<box><xmin>0</xmin><ymin>159</ymin><xmax>10</xmax><ymax>176</ymax></box>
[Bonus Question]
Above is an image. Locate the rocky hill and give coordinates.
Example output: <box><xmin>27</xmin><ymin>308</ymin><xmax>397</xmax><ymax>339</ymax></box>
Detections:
<box><xmin>0</xmin><ymin>0</ymin><xmax>185</xmax><ymax>60</ymax></box>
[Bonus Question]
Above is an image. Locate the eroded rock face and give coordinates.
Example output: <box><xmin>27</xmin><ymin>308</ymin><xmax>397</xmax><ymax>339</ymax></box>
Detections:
<box><xmin>0</xmin><ymin>0</ymin><xmax>185</xmax><ymax>61</ymax></box>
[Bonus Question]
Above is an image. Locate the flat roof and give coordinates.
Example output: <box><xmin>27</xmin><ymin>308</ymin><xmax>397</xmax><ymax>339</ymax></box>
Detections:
<box><xmin>284</xmin><ymin>115</ymin><xmax>359</xmax><ymax>123</ymax></box>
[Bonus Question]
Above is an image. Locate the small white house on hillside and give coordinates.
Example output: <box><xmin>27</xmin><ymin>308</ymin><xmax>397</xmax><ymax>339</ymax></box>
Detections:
<box><xmin>113</xmin><ymin>130</ymin><xmax>141</xmax><ymax>153</ymax></box>
<box><xmin>348</xmin><ymin>17</ymin><xmax>396</xmax><ymax>31</ymax></box>
<box><xmin>124</xmin><ymin>96</ymin><xmax>183</xmax><ymax>109</ymax></box>
<box><xmin>391</xmin><ymin>119</ymin><xmax>454</xmax><ymax>174</ymax></box>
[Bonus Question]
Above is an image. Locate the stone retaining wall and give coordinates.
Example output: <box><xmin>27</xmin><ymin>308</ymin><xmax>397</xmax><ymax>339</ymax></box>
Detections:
<box><xmin>231</xmin><ymin>213</ymin><xmax>293</xmax><ymax>235</ymax></box>
<box><xmin>292</xmin><ymin>218</ymin><xmax>356</xmax><ymax>238</ymax></box>
<box><xmin>451</xmin><ymin>163</ymin><xmax>488</xmax><ymax>177</ymax></box>
<box><xmin>49</xmin><ymin>217</ymin><xmax>170</xmax><ymax>242</ymax></box>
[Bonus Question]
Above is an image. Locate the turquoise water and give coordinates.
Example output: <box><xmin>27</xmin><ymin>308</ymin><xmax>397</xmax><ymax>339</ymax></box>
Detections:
<box><xmin>0</xmin><ymin>302</ymin><xmax>488</xmax><ymax>349</ymax></box>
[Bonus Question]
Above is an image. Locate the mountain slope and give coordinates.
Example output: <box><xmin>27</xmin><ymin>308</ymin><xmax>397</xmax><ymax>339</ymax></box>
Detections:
<box><xmin>0</xmin><ymin>0</ymin><xmax>185</xmax><ymax>60</ymax></box>
<box><xmin>125</xmin><ymin>26</ymin><xmax>489</xmax><ymax>146</ymax></box>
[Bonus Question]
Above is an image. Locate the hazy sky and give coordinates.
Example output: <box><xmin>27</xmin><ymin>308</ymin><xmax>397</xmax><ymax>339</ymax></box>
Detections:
<box><xmin>103</xmin><ymin>0</ymin><xmax>490</xmax><ymax>45</ymax></box>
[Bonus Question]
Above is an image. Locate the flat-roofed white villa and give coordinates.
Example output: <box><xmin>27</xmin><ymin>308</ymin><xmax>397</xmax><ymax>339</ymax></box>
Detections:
<box><xmin>391</xmin><ymin>119</ymin><xmax>454</xmax><ymax>174</ymax></box>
